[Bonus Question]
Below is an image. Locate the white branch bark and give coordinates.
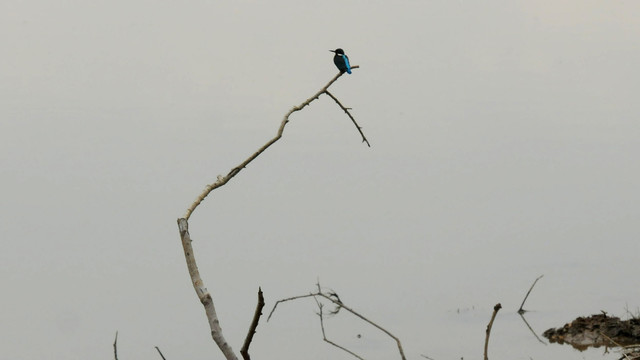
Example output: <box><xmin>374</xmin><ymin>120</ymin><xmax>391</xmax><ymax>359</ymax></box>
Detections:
<box><xmin>177</xmin><ymin>68</ymin><xmax>365</xmax><ymax>360</ymax></box>
<box><xmin>178</xmin><ymin>218</ymin><xmax>238</xmax><ymax>360</ymax></box>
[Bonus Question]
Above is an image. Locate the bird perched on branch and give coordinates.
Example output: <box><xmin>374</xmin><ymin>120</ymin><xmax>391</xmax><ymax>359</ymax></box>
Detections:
<box><xmin>330</xmin><ymin>48</ymin><xmax>352</xmax><ymax>74</ymax></box>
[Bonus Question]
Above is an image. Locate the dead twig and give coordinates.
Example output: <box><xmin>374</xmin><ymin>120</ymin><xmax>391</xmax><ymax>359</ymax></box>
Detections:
<box><xmin>314</xmin><ymin>297</ymin><xmax>365</xmax><ymax>360</ymax></box>
<box><xmin>113</xmin><ymin>331</ymin><xmax>119</xmax><ymax>360</ymax></box>
<box><xmin>324</xmin><ymin>90</ymin><xmax>370</xmax><ymax>147</ymax></box>
<box><xmin>240</xmin><ymin>287</ymin><xmax>265</xmax><ymax>360</ymax></box>
<box><xmin>518</xmin><ymin>313</ymin><xmax>547</xmax><ymax>345</ymax></box>
<box><xmin>267</xmin><ymin>293</ymin><xmax>317</xmax><ymax>321</ymax></box>
<box><xmin>484</xmin><ymin>303</ymin><xmax>502</xmax><ymax>360</ymax></box>
<box><xmin>155</xmin><ymin>346</ymin><xmax>167</xmax><ymax>360</ymax></box>
<box><xmin>518</xmin><ymin>275</ymin><xmax>543</xmax><ymax>314</ymax></box>
<box><xmin>269</xmin><ymin>282</ymin><xmax>406</xmax><ymax>360</ymax></box>
<box><xmin>599</xmin><ymin>333</ymin><xmax>640</xmax><ymax>360</ymax></box>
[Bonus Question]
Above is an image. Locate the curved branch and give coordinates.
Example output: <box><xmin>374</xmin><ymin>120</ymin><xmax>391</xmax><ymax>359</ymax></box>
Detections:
<box><xmin>325</xmin><ymin>90</ymin><xmax>370</xmax><ymax>147</ymax></box>
<box><xmin>183</xmin><ymin>66</ymin><xmax>363</xmax><ymax>220</ymax></box>
<box><xmin>177</xmin><ymin>219</ymin><xmax>238</xmax><ymax>360</ymax></box>
<box><xmin>177</xmin><ymin>67</ymin><xmax>366</xmax><ymax>360</ymax></box>
<box><xmin>484</xmin><ymin>303</ymin><xmax>502</xmax><ymax>360</ymax></box>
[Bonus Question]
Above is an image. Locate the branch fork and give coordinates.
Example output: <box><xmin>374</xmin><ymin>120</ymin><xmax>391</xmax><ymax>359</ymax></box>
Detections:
<box><xmin>177</xmin><ymin>68</ymin><xmax>367</xmax><ymax>360</ymax></box>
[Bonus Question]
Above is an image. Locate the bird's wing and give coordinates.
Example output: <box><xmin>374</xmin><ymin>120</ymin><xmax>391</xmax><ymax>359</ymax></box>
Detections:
<box><xmin>344</xmin><ymin>55</ymin><xmax>352</xmax><ymax>74</ymax></box>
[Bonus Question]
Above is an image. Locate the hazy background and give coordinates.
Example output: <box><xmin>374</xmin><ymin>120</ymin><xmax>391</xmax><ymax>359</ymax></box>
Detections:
<box><xmin>2</xmin><ymin>1</ymin><xmax>639</xmax><ymax>359</ymax></box>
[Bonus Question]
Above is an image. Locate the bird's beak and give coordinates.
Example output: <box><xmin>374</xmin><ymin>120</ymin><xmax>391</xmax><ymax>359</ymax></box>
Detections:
<box><xmin>329</xmin><ymin>50</ymin><xmax>336</xmax><ymax>53</ymax></box>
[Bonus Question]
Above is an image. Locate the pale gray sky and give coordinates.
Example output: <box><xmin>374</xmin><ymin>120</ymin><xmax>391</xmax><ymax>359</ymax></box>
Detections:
<box><xmin>2</xmin><ymin>1</ymin><xmax>640</xmax><ymax>359</ymax></box>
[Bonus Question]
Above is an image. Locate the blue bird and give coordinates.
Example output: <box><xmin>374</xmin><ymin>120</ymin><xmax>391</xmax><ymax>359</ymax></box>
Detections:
<box><xmin>330</xmin><ymin>48</ymin><xmax>352</xmax><ymax>74</ymax></box>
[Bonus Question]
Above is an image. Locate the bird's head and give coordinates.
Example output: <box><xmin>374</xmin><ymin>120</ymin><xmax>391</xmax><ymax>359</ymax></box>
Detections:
<box><xmin>329</xmin><ymin>48</ymin><xmax>345</xmax><ymax>55</ymax></box>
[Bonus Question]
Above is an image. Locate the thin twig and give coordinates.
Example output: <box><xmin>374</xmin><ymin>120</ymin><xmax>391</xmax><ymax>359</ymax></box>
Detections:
<box><xmin>518</xmin><ymin>275</ymin><xmax>543</xmax><ymax>314</ymax></box>
<box><xmin>269</xmin><ymin>285</ymin><xmax>406</xmax><ymax>360</ymax></box>
<box><xmin>267</xmin><ymin>293</ymin><xmax>317</xmax><ymax>321</ymax></box>
<box><xmin>183</xmin><ymin>66</ymin><xmax>364</xmax><ymax>220</ymax></box>
<box><xmin>484</xmin><ymin>303</ymin><xmax>502</xmax><ymax>360</ymax></box>
<box><xmin>316</xmin><ymin>292</ymin><xmax>406</xmax><ymax>360</ymax></box>
<box><xmin>314</xmin><ymin>297</ymin><xmax>365</xmax><ymax>360</ymax></box>
<box><xmin>113</xmin><ymin>331</ymin><xmax>119</xmax><ymax>360</ymax></box>
<box><xmin>325</xmin><ymin>90</ymin><xmax>370</xmax><ymax>147</ymax></box>
<box><xmin>155</xmin><ymin>346</ymin><xmax>167</xmax><ymax>360</ymax></box>
<box><xmin>599</xmin><ymin>333</ymin><xmax>633</xmax><ymax>360</ymax></box>
<box><xmin>240</xmin><ymin>287</ymin><xmax>265</xmax><ymax>360</ymax></box>
<box><xmin>518</xmin><ymin>313</ymin><xmax>547</xmax><ymax>345</ymax></box>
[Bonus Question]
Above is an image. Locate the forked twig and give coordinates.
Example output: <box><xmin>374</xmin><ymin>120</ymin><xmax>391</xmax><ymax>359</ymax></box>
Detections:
<box><xmin>269</xmin><ymin>282</ymin><xmax>406</xmax><ymax>360</ymax></box>
<box><xmin>314</xmin><ymin>297</ymin><xmax>365</xmax><ymax>360</ymax></box>
<box><xmin>484</xmin><ymin>303</ymin><xmax>502</xmax><ymax>360</ymax></box>
<box><xmin>518</xmin><ymin>275</ymin><xmax>543</xmax><ymax>314</ymax></box>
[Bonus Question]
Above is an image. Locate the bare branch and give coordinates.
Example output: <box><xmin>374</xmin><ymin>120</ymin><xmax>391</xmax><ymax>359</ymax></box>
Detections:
<box><xmin>183</xmin><ymin>67</ymin><xmax>364</xmax><ymax>220</ymax></box>
<box><xmin>484</xmin><ymin>303</ymin><xmax>502</xmax><ymax>360</ymax></box>
<box><xmin>113</xmin><ymin>331</ymin><xmax>119</xmax><ymax>360</ymax></box>
<box><xmin>325</xmin><ymin>90</ymin><xmax>370</xmax><ymax>147</ymax></box>
<box><xmin>240</xmin><ymin>287</ymin><xmax>265</xmax><ymax>360</ymax></box>
<box><xmin>269</xmin><ymin>285</ymin><xmax>406</xmax><ymax>360</ymax></box>
<box><xmin>314</xmin><ymin>297</ymin><xmax>365</xmax><ymax>360</ymax></box>
<box><xmin>155</xmin><ymin>346</ymin><xmax>167</xmax><ymax>360</ymax></box>
<box><xmin>178</xmin><ymin>68</ymin><xmax>366</xmax><ymax>360</ymax></box>
<box><xmin>518</xmin><ymin>313</ymin><xmax>547</xmax><ymax>345</ymax></box>
<box><xmin>518</xmin><ymin>275</ymin><xmax>543</xmax><ymax>314</ymax></box>
<box><xmin>177</xmin><ymin>218</ymin><xmax>238</xmax><ymax>360</ymax></box>
<box><xmin>267</xmin><ymin>293</ymin><xmax>317</xmax><ymax>321</ymax></box>
<box><xmin>315</xmin><ymin>292</ymin><xmax>406</xmax><ymax>360</ymax></box>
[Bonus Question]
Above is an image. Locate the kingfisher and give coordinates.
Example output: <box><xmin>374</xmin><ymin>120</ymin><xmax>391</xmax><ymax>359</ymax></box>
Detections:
<box><xmin>330</xmin><ymin>48</ymin><xmax>352</xmax><ymax>74</ymax></box>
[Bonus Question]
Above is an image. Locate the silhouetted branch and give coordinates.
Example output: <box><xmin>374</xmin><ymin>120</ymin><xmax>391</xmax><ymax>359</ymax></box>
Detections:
<box><xmin>484</xmin><ymin>303</ymin><xmax>502</xmax><ymax>360</ymax></box>
<box><xmin>113</xmin><ymin>331</ymin><xmax>119</xmax><ymax>360</ymax></box>
<box><xmin>518</xmin><ymin>275</ymin><xmax>543</xmax><ymax>314</ymax></box>
<box><xmin>269</xmin><ymin>282</ymin><xmax>406</xmax><ymax>360</ymax></box>
<box><xmin>240</xmin><ymin>287</ymin><xmax>265</xmax><ymax>360</ymax></box>
<box><xmin>155</xmin><ymin>346</ymin><xmax>167</xmax><ymax>360</ymax></box>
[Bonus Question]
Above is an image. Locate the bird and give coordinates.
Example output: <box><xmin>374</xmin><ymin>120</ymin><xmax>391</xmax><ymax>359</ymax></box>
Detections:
<box><xmin>330</xmin><ymin>48</ymin><xmax>352</xmax><ymax>74</ymax></box>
